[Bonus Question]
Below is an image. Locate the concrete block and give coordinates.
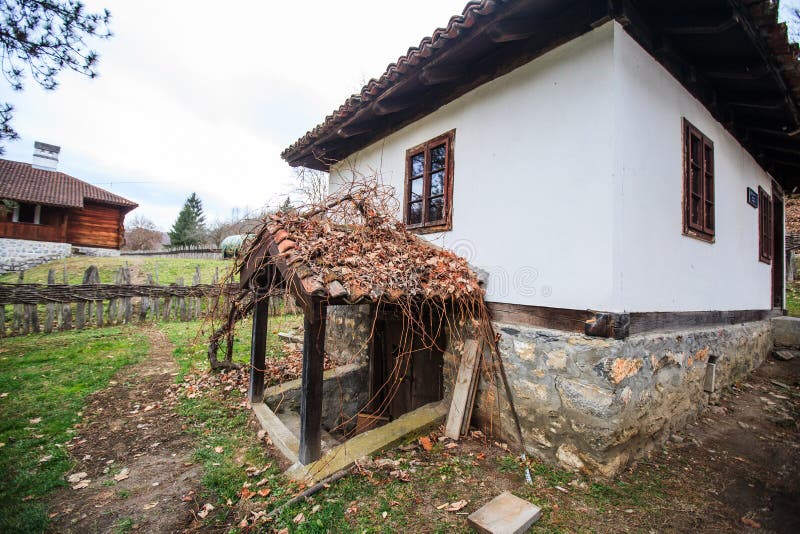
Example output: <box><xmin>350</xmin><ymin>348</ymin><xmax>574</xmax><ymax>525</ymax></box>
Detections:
<box><xmin>467</xmin><ymin>491</ymin><xmax>541</xmax><ymax>534</ymax></box>
<box><xmin>772</xmin><ymin>316</ymin><xmax>800</xmax><ymax>349</ymax></box>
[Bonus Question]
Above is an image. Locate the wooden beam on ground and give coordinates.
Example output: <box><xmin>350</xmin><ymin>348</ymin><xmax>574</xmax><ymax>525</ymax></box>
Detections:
<box><xmin>248</xmin><ymin>286</ymin><xmax>270</xmax><ymax>404</ymax></box>
<box><xmin>299</xmin><ymin>299</ymin><xmax>327</xmax><ymax>465</ymax></box>
<box><xmin>444</xmin><ymin>338</ymin><xmax>481</xmax><ymax>440</ymax></box>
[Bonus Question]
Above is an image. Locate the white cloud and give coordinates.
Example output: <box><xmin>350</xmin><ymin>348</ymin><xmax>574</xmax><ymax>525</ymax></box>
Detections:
<box><xmin>1</xmin><ymin>0</ymin><xmax>470</xmax><ymax>228</ymax></box>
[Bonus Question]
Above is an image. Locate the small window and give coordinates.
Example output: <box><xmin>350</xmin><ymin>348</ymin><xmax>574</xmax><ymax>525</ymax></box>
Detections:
<box><xmin>759</xmin><ymin>186</ymin><xmax>772</xmax><ymax>263</ymax></box>
<box><xmin>682</xmin><ymin>119</ymin><xmax>714</xmax><ymax>242</ymax></box>
<box><xmin>404</xmin><ymin>130</ymin><xmax>454</xmax><ymax>232</ymax></box>
<box><xmin>13</xmin><ymin>202</ymin><xmax>40</xmax><ymax>224</ymax></box>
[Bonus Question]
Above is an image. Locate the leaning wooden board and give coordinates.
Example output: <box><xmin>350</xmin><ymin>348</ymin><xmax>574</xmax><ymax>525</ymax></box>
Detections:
<box><xmin>445</xmin><ymin>338</ymin><xmax>481</xmax><ymax>439</ymax></box>
<box><xmin>460</xmin><ymin>340</ymin><xmax>486</xmax><ymax>436</ymax></box>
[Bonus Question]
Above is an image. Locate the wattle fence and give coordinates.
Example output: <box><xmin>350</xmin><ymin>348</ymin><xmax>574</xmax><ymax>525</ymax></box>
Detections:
<box><xmin>0</xmin><ymin>265</ymin><xmax>300</xmax><ymax>337</ymax></box>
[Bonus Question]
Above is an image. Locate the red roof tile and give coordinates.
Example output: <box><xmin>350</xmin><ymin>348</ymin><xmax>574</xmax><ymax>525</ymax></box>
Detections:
<box><xmin>0</xmin><ymin>158</ymin><xmax>137</xmax><ymax>211</ymax></box>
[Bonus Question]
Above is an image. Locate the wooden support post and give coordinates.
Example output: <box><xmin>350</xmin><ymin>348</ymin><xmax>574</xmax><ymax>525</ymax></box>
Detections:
<box><xmin>299</xmin><ymin>299</ymin><xmax>327</xmax><ymax>465</ymax></box>
<box><xmin>248</xmin><ymin>286</ymin><xmax>270</xmax><ymax>404</ymax></box>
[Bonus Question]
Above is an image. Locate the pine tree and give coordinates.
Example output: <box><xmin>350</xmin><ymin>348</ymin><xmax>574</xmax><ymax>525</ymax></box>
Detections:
<box><xmin>280</xmin><ymin>196</ymin><xmax>293</xmax><ymax>213</ymax></box>
<box><xmin>169</xmin><ymin>193</ymin><xmax>207</xmax><ymax>247</ymax></box>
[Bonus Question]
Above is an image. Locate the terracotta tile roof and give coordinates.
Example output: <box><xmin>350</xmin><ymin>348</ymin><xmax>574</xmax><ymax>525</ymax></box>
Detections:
<box><xmin>241</xmin><ymin>210</ymin><xmax>483</xmax><ymax>304</ymax></box>
<box><xmin>281</xmin><ymin>0</ymin><xmax>502</xmax><ymax>166</ymax></box>
<box><xmin>0</xmin><ymin>158</ymin><xmax>137</xmax><ymax>210</ymax></box>
<box><xmin>282</xmin><ymin>0</ymin><xmax>800</xmax><ymax>188</ymax></box>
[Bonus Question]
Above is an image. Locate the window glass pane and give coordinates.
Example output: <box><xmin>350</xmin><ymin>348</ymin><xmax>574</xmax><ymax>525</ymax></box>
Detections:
<box><xmin>411</xmin><ymin>177</ymin><xmax>423</xmax><ymax>201</ymax></box>
<box><xmin>690</xmin><ymin>134</ymin><xmax>700</xmax><ymax>164</ymax></box>
<box><xmin>691</xmin><ymin>165</ymin><xmax>701</xmax><ymax>194</ymax></box>
<box><xmin>411</xmin><ymin>153</ymin><xmax>424</xmax><ymax>177</ymax></box>
<box><xmin>430</xmin><ymin>144</ymin><xmax>446</xmax><ymax>171</ymax></box>
<box><xmin>704</xmin><ymin>172</ymin><xmax>713</xmax><ymax>202</ymax></box>
<box><xmin>704</xmin><ymin>145</ymin><xmax>713</xmax><ymax>174</ymax></box>
<box><xmin>430</xmin><ymin>171</ymin><xmax>444</xmax><ymax>197</ymax></box>
<box><xmin>428</xmin><ymin>196</ymin><xmax>444</xmax><ymax>222</ymax></box>
<box><xmin>18</xmin><ymin>203</ymin><xmax>36</xmax><ymax>223</ymax></box>
<box><xmin>705</xmin><ymin>201</ymin><xmax>714</xmax><ymax>230</ymax></box>
<box><xmin>408</xmin><ymin>201</ymin><xmax>422</xmax><ymax>225</ymax></box>
<box><xmin>691</xmin><ymin>195</ymin><xmax>702</xmax><ymax>226</ymax></box>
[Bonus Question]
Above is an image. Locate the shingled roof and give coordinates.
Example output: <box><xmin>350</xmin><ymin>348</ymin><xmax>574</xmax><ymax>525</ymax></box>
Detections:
<box><xmin>0</xmin><ymin>158</ymin><xmax>137</xmax><ymax>211</ymax></box>
<box><xmin>239</xmin><ymin>209</ymin><xmax>483</xmax><ymax>306</ymax></box>
<box><xmin>282</xmin><ymin>0</ymin><xmax>800</xmax><ymax>189</ymax></box>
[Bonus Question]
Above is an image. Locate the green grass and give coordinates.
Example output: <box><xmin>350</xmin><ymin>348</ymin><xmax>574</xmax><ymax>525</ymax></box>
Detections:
<box><xmin>787</xmin><ymin>282</ymin><xmax>800</xmax><ymax>317</ymax></box>
<box><xmin>0</xmin><ymin>256</ymin><xmax>233</xmax><ymax>285</ymax></box>
<box><xmin>0</xmin><ymin>327</ymin><xmax>149</xmax><ymax>533</ymax></box>
<box><xmin>163</xmin><ymin>315</ymin><xmax>302</xmax><ymax>377</ymax></box>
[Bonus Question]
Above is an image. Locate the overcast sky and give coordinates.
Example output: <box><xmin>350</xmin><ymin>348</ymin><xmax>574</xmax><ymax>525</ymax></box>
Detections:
<box><xmin>2</xmin><ymin>0</ymin><xmax>467</xmax><ymax>230</ymax></box>
<box><xmin>3</xmin><ymin>0</ymin><xmax>800</xmax><ymax>230</ymax></box>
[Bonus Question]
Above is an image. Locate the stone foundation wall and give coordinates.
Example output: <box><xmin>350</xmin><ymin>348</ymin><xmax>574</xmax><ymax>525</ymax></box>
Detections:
<box><xmin>0</xmin><ymin>238</ymin><xmax>72</xmax><ymax>273</ymax></box>
<box><xmin>72</xmin><ymin>245</ymin><xmax>120</xmax><ymax>257</ymax></box>
<box><xmin>325</xmin><ymin>304</ymin><xmax>372</xmax><ymax>365</ymax></box>
<box><xmin>454</xmin><ymin>319</ymin><xmax>772</xmax><ymax>476</ymax></box>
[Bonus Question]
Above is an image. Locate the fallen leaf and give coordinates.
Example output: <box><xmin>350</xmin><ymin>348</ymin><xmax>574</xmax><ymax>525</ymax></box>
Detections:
<box><xmin>256</xmin><ymin>478</ymin><xmax>269</xmax><ymax>487</ymax></box>
<box><xmin>114</xmin><ymin>468</ymin><xmax>130</xmax><ymax>482</ymax></box>
<box><xmin>213</xmin><ymin>446</ymin><xmax>224</xmax><ymax>454</ymax></box>
<box><xmin>257</xmin><ymin>488</ymin><xmax>271</xmax><ymax>497</ymax></box>
<box><xmin>72</xmin><ymin>480</ymin><xmax>90</xmax><ymax>490</ymax></box>
<box><xmin>257</xmin><ymin>430</ymin><xmax>267</xmax><ymax>440</ymax></box>
<box><xmin>382</xmin><ymin>511</ymin><xmax>388</xmax><ymax>519</ymax></box>
<box><xmin>445</xmin><ymin>442</ymin><xmax>459</xmax><ymax>449</ymax></box>
<box><xmin>239</xmin><ymin>519</ymin><xmax>249</xmax><ymax>528</ymax></box>
<box><xmin>240</xmin><ymin>487</ymin><xmax>255</xmax><ymax>500</ymax></box>
<box><xmin>142</xmin><ymin>501</ymin><xmax>158</xmax><ymax>510</ymax></box>
<box><xmin>741</xmin><ymin>517</ymin><xmax>762</xmax><ymax>529</ymax></box>
<box><xmin>67</xmin><ymin>472</ymin><xmax>88</xmax><ymax>483</ymax></box>
<box><xmin>444</xmin><ymin>500</ymin><xmax>468</xmax><ymax>512</ymax></box>
<box><xmin>436</xmin><ymin>503</ymin><xmax>449</xmax><ymax>510</ymax></box>
<box><xmin>38</xmin><ymin>455</ymin><xmax>53</xmax><ymax>463</ymax></box>
<box><xmin>293</xmin><ymin>512</ymin><xmax>305</xmax><ymax>524</ymax></box>
<box><xmin>29</xmin><ymin>417</ymin><xmax>42</xmax><ymax>424</ymax></box>
<box><xmin>197</xmin><ymin>503</ymin><xmax>214</xmax><ymax>519</ymax></box>
<box><xmin>419</xmin><ymin>437</ymin><xmax>433</xmax><ymax>451</ymax></box>
<box><xmin>476</xmin><ymin>453</ymin><xmax>486</xmax><ymax>460</ymax></box>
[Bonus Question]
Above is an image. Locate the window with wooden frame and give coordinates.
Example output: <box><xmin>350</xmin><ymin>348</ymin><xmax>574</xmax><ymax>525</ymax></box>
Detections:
<box><xmin>682</xmin><ymin>119</ymin><xmax>715</xmax><ymax>242</ymax></box>
<box><xmin>758</xmin><ymin>186</ymin><xmax>773</xmax><ymax>263</ymax></box>
<box><xmin>404</xmin><ymin>130</ymin><xmax>454</xmax><ymax>232</ymax></box>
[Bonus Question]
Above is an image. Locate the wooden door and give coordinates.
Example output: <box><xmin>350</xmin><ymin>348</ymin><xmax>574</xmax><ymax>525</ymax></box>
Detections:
<box><xmin>772</xmin><ymin>184</ymin><xmax>785</xmax><ymax>310</ymax></box>
<box><xmin>369</xmin><ymin>307</ymin><xmax>444</xmax><ymax>420</ymax></box>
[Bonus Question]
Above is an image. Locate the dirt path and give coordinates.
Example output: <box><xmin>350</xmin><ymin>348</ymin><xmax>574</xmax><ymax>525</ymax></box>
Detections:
<box><xmin>48</xmin><ymin>328</ymin><xmax>202</xmax><ymax>533</ymax></box>
<box><xmin>649</xmin><ymin>355</ymin><xmax>800</xmax><ymax>532</ymax></box>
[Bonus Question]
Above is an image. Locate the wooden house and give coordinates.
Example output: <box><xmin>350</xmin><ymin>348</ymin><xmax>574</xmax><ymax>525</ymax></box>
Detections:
<box><xmin>0</xmin><ymin>143</ymin><xmax>137</xmax><ymax>270</ymax></box>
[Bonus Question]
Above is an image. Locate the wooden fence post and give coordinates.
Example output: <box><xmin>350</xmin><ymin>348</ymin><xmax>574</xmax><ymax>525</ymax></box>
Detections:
<box><xmin>13</xmin><ymin>271</ymin><xmax>23</xmax><ymax>335</ymax></box>
<box><xmin>248</xmin><ymin>286</ymin><xmax>269</xmax><ymax>403</ymax></box>
<box><xmin>193</xmin><ymin>266</ymin><xmax>201</xmax><ymax>320</ymax></box>
<box><xmin>45</xmin><ymin>269</ymin><xmax>56</xmax><ymax>333</ymax></box>
<box><xmin>178</xmin><ymin>277</ymin><xmax>188</xmax><ymax>321</ymax></box>
<box><xmin>123</xmin><ymin>265</ymin><xmax>132</xmax><ymax>324</ymax></box>
<box><xmin>76</xmin><ymin>267</ymin><xmax>92</xmax><ymax>329</ymax></box>
<box><xmin>60</xmin><ymin>265</ymin><xmax>72</xmax><ymax>331</ymax></box>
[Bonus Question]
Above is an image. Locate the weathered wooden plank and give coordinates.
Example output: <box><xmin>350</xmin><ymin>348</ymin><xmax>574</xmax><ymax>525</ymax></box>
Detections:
<box><xmin>445</xmin><ymin>339</ymin><xmax>481</xmax><ymax>440</ymax></box>
<box><xmin>248</xmin><ymin>287</ymin><xmax>270</xmax><ymax>403</ymax></box>
<box><xmin>299</xmin><ymin>300</ymin><xmax>327</xmax><ymax>465</ymax></box>
<box><xmin>45</xmin><ymin>269</ymin><xmax>55</xmax><ymax>333</ymax></box>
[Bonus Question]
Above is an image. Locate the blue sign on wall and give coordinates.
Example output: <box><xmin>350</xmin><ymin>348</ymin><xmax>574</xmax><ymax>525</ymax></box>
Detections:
<box><xmin>747</xmin><ymin>187</ymin><xmax>759</xmax><ymax>208</ymax></box>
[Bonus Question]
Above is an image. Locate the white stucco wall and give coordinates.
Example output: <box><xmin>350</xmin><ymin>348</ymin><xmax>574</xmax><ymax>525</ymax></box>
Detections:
<box><xmin>328</xmin><ymin>21</ymin><xmax>780</xmax><ymax>313</ymax></box>
<box><xmin>611</xmin><ymin>24</ymin><xmax>777</xmax><ymax>312</ymax></box>
<box><xmin>331</xmin><ymin>24</ymin><xmax>617</xmax><ymax>311</ymax></box>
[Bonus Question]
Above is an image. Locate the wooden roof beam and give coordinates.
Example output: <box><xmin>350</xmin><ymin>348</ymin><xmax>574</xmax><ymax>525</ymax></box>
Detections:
<box><xmin>726</xmin><ymin>0</ymin><xmax>800</xmax><ymax>126</ymax></box>
<box><xmin>660</xmin><ymin>14</ymin><xmax>740</xmax><ymax>35</ymax></box>
<box><xmin>706</xmin><ymin>64</ymin><xmax>771</xmax><ymax>80</ymax></box>
<box><xmin>419</xmin><ymin>64</ymin><xmax>466</xmax><ymax>86</ymax></box>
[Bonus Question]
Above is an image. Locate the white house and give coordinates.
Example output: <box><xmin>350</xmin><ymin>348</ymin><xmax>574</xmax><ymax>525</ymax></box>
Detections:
<box><xmin>278</xmin><ymin>1</ymin><xmax>797</xmax><ymax>475</ymax></box>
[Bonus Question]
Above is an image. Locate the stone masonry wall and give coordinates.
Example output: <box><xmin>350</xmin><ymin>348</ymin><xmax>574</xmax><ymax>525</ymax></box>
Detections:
<box><xmin>455</xmin><ymin>320</ymin><xmax>772</xmax><ymax>477</ymax></box>
<box><xmin>325</xmin><ymin>304</ymin><xmax>373</xmax><ymax>366</ymax></box>
<box><xmin>72</xmin><ymin>246</ymin><xmax>120</xmax><ymax>257</ymax></box>
<box><xmin>0</xmin><ymin>238</ymin><xmax>72</xmax><ymax>274</ymax></box>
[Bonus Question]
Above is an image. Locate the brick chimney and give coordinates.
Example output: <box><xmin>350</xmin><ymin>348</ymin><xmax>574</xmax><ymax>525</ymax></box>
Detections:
<box><xmin>32</xmin><ymin>141</ymin><xmax>61</xmax><ymax>171</ymax></box>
